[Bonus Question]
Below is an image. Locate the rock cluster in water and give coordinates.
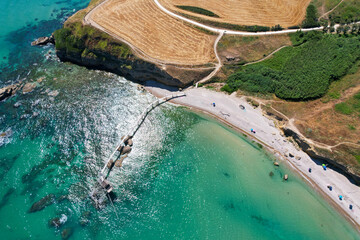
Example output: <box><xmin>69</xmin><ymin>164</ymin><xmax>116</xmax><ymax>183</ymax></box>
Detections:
<box><xmin>31</xmin><ymin>34</ymin><xmax>55</xmax><ymax>46</ymax></box>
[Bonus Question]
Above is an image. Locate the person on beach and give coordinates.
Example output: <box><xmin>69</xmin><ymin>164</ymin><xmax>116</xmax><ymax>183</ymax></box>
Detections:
<box><xmin>212</xmin><ymin>102</ymin><xmax>216</xmax><ymax>107</ymax></box>
<box><xmin>322</xmin><ymin>164</ymin><xmax>327</xmax><ymax>170</ymax></box>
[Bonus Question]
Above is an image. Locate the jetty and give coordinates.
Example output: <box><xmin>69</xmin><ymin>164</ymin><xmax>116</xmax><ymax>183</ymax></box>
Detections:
<box><xmin>90</xmin><ymin>91</ymin><xmax>186</xmax><ymax>208</ymax></box>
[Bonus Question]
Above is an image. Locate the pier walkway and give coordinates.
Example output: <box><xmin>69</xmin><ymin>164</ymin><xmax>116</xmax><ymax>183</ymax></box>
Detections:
<box><xmin>91</xmin><ymin>91</ymin><xmax>186</xmax><ymax>207</ymax></box>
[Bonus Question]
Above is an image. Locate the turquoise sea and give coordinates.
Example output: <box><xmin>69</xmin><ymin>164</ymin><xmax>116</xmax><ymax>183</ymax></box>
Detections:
<box><xmin>0</xmin><ymin>0</ymin><xmax>359</xmax><ymax>239</ymax></box>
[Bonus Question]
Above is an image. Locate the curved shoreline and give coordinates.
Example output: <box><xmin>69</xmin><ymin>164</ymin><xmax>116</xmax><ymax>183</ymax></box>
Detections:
<box><xmin>144</xmin><ymin>81</ymin><xmax>360</xmax><ymax>233</ymax></box>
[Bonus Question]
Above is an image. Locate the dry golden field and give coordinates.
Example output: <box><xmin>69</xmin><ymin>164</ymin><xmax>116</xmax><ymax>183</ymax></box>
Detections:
<box><xmin>89</xmin><ymin>0</ymin><xmax>216</xmax><ymax>65</ymax></box>
<box><xmin>159</xmin><ymin>0</ymin><xmax>312</xmax><ymax>28</ymax></box>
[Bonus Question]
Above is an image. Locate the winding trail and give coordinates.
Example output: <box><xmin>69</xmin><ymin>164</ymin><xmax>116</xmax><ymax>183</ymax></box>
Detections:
<box><xmin>196</xmin><ymin>31</ymin><xmax>224</xmax><ymax>87</ymax></box>
<box><xmin>318</xmin><ymin>0</ymin><xmax>345</xmax><ymax>20</ymax></box>
<box><xmin>243</xmin><ymin>45</ymin><xmax>289</xmax><ymax>66</ymax></box>
<box><xmin>245</xmin><ymin>96</ymin><xmax>360</xmax><ymax>151</ymax></box>
<box><xmin>153</xmin><ymin>0</ymin><xmax>324</xmax><ymax>35</ymax></box>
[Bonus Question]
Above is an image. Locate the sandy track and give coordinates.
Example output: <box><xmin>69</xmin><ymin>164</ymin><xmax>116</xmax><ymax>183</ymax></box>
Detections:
<box><xmin>86</xmin><ymin>0</ymin><xmax>216</xmax><ymax>65</ymax></box>
<box><xmin>159</xmin><ymin>0</ymin><xmax>311</xmax><ymax>28</ymax></box>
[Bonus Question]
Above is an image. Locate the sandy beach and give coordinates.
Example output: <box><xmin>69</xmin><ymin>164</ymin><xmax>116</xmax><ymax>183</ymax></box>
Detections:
<box><xmin>145</xmin><ymin>80</ymin><xmax>360</xmax><ymax>231</ymax></box>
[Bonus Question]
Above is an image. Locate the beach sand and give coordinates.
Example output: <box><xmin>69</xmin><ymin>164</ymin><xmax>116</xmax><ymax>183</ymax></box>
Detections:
<box><xmin>145</xmin><ymin>80</ymin><xmax>360</xmax><ymax>231</ymax></box>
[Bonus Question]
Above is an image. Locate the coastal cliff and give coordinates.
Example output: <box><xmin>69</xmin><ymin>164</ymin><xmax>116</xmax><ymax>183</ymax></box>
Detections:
<box><xmin>282</xmin><ymin>127</ymin><xmax>360</xmax><ymax>185</ymax></box>
<box><xmin>53</xmin><ymin>20</ymin><xmax>212</xmax><ymax>87</ymax></box>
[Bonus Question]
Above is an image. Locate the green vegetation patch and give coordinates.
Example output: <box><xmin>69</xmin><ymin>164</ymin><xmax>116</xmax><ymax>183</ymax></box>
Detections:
<box><xmin>302</xmin><ymin>4</ymin><xmax>320</xmax><ymax>28</ymax></box>
<box><xmin>335</xmin><ymin>92</ymin><xmax>360</xmax><ymax>116</ymax></box>
<box><xmin>54</xmin><ymin>22</ymin><xmax>131</xmax><ymax>60</ymax></box>
<box><xmin>329</xmin><ymin>0</ymin><xmax>360</xmax><ymax>24</ymax></box>
<box><xmin>176</xmin><ymin>5</ymin><xmax>219</xmax><ymax>18</ymax></box>
<box><xmin>222</xmin><ymin>32</ymin><xmax>360</xmax><ymax>100</ymax></box>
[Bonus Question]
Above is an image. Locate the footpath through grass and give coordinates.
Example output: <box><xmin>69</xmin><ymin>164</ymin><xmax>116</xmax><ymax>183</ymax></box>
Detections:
<box><xmin>222</xmin><ymin>31</ymin><xmax>360</xmax><ymax>101</ymax></box>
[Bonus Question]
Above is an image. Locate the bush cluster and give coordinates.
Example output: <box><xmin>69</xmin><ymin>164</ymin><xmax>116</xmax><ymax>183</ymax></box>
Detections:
<box><xmin>54</xmin><ymin>22</ymin><xmax>131</xmax><ymax>59</ymax></box>
<box><xmin>223</xmin><ymin>32</ymin><xmax>360</xmax><ymax>100</ymax></box>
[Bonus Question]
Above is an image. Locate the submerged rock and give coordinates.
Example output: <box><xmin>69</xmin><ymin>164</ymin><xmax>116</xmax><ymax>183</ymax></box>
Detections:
<box><xmin>56</xmin><ymin>195</ymin><xmax>68</xmax><ymax>203</ymax></box>
<box><xmin>273</xmin><ymin>162</ymin><xmax>279</xmax><ymax>166</ymax></box>
<box><xmin>269</xmin><ymin>171</ymin><xmax>274</xmax><ymax>177</ymax></box>
<box><xmin>48</xmin><ymin>90</ymin><xmax>59</xmax><ymax>97</ymax></box>
<box><xmin>37</xmin><ymin>77</ymin><xmax>45</xmax><ymax>83</ymax></box>
<box><xmin>13</xmin><ymin>102</ymin><xmax>22</xmax><ymax>108</ymax></box>
<box><xmin>28</xmin><ymin>194</ymin><xmax>55</xmax><ymax>213</ymax></box>
<box><xmin>284</xmin><ymin>174</ymin><xmax>288</xmax><ymax>181</ymax></box>
<box><xmin>22</xmin><ymin>82</ymin><xmax>37</xmax><ymax>94</ymax></box>
<box><xmin>0</xmin><ymin>188</ymin><xmax>15</xmax><ymax>210</ymax></box>
<box><xmin>79</xmin><ymin>211</ymin><xmax>91</xmax><ymax>226</ymax></box>
<box><xmin>61</xmin><ymin>227</ymin><xmax>73</xmax><ymax>240</ymax></box>
<box><xmin>48</xmin><ymin>217</ymin><xmax>61</xmax><ymax>228</ymax></box>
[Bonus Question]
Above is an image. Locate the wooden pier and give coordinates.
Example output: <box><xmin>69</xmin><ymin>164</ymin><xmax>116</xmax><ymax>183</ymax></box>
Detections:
<box><xmin>91</xmin><ymin>91</ymin><xmax>186</xmax><ymax>207</ymax></box>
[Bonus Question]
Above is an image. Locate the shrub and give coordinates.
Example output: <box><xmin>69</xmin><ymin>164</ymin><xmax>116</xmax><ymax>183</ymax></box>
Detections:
<box><xmin>221</xmin><ymin>84</ymin><xmax>235</xmax><ymax>93</ymax></box>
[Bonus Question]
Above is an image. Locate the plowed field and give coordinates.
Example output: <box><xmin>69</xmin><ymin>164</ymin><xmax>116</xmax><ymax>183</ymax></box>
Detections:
<box><xmin>89</xmin><ymin>0</ymin><xmax>216</xmax><ymax>65</ymax></box>
<box><xmin>159</xmin><ymin>0</ymin><xmax>311</xmax><ymax>28</ymax></box>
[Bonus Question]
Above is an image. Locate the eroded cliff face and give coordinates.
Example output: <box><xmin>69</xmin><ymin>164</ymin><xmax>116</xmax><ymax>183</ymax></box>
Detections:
<box><xmin>53</xmin><ymin>22</ymin><xmax>212</xmax><ymax>88</ymax></box>
<box><xmin>55</xmin><ymin>48</ymin><xmax>185</xmax><ymax>87</ymax></box>
<box><xmin>282</xmin><ymin>127</ymin><xmax>360</xmax><ymax>185</ymax></box>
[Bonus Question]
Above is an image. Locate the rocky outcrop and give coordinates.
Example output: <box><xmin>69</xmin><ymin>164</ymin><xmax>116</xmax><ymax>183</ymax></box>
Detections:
<box><xmin>22</xmin><ymin>82</ymin><xmax>37</xmax><ymax>94</ymax></box>
<box><xmin>282</xmin><ymin>127</ymin><xmax>360</xmax><ymax>185</ymax></box>
<box><xmin>61</xmin><ymin>227</ymin><xmax>73</xmax><ymax>240</ymax></box>
<box><xmin>0</xmin><ymin>83</ymin><xmax>21</xmax><ymax>101</ymax></box>
<box><xmin>31</xmin><ymin>34</ymin><xmax>55</xmax><ymax>46</ymax></box>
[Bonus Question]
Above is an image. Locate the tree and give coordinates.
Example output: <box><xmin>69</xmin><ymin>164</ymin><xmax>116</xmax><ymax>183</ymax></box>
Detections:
<box><xmin>302</xmin><ymin>5</ymin><xmax>319</xmax><ymax>28</ymax></box>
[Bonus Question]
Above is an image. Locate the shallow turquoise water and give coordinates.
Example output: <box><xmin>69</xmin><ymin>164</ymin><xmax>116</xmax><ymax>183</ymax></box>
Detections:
<box><xmin>0</xmin><ymin>0</ymin><xmax>359</xmax><ymax>239</ymax></box>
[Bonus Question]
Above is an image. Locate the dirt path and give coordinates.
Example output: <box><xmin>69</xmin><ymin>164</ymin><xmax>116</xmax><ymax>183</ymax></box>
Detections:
<box><xmin>196</xmin><ymin>31</ymin><xmax>224</xmax><ymax>86</ymax></box>
<box><xmin>154</xmin><ymin>0</ymin><xmax>324</xmax><ymax>35</ymax></box>
<box><xmin>245</xmin><ymin>94</ymin><xmax>360</xmax><ymax>151</ymax></box>
<box><xmin>243</xmin><ymin>45</ymin><xmax>289</xmax><ymax>66</ymax></box>
<box><xmin>84</xmin><ymin>0</ymin><xmax>216</xmax><ymax>67</ymax></box>
<box><xmin>318</xmin><ymin>0</ymin><xmax>345</xmax><ymax>20</ymax></box>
